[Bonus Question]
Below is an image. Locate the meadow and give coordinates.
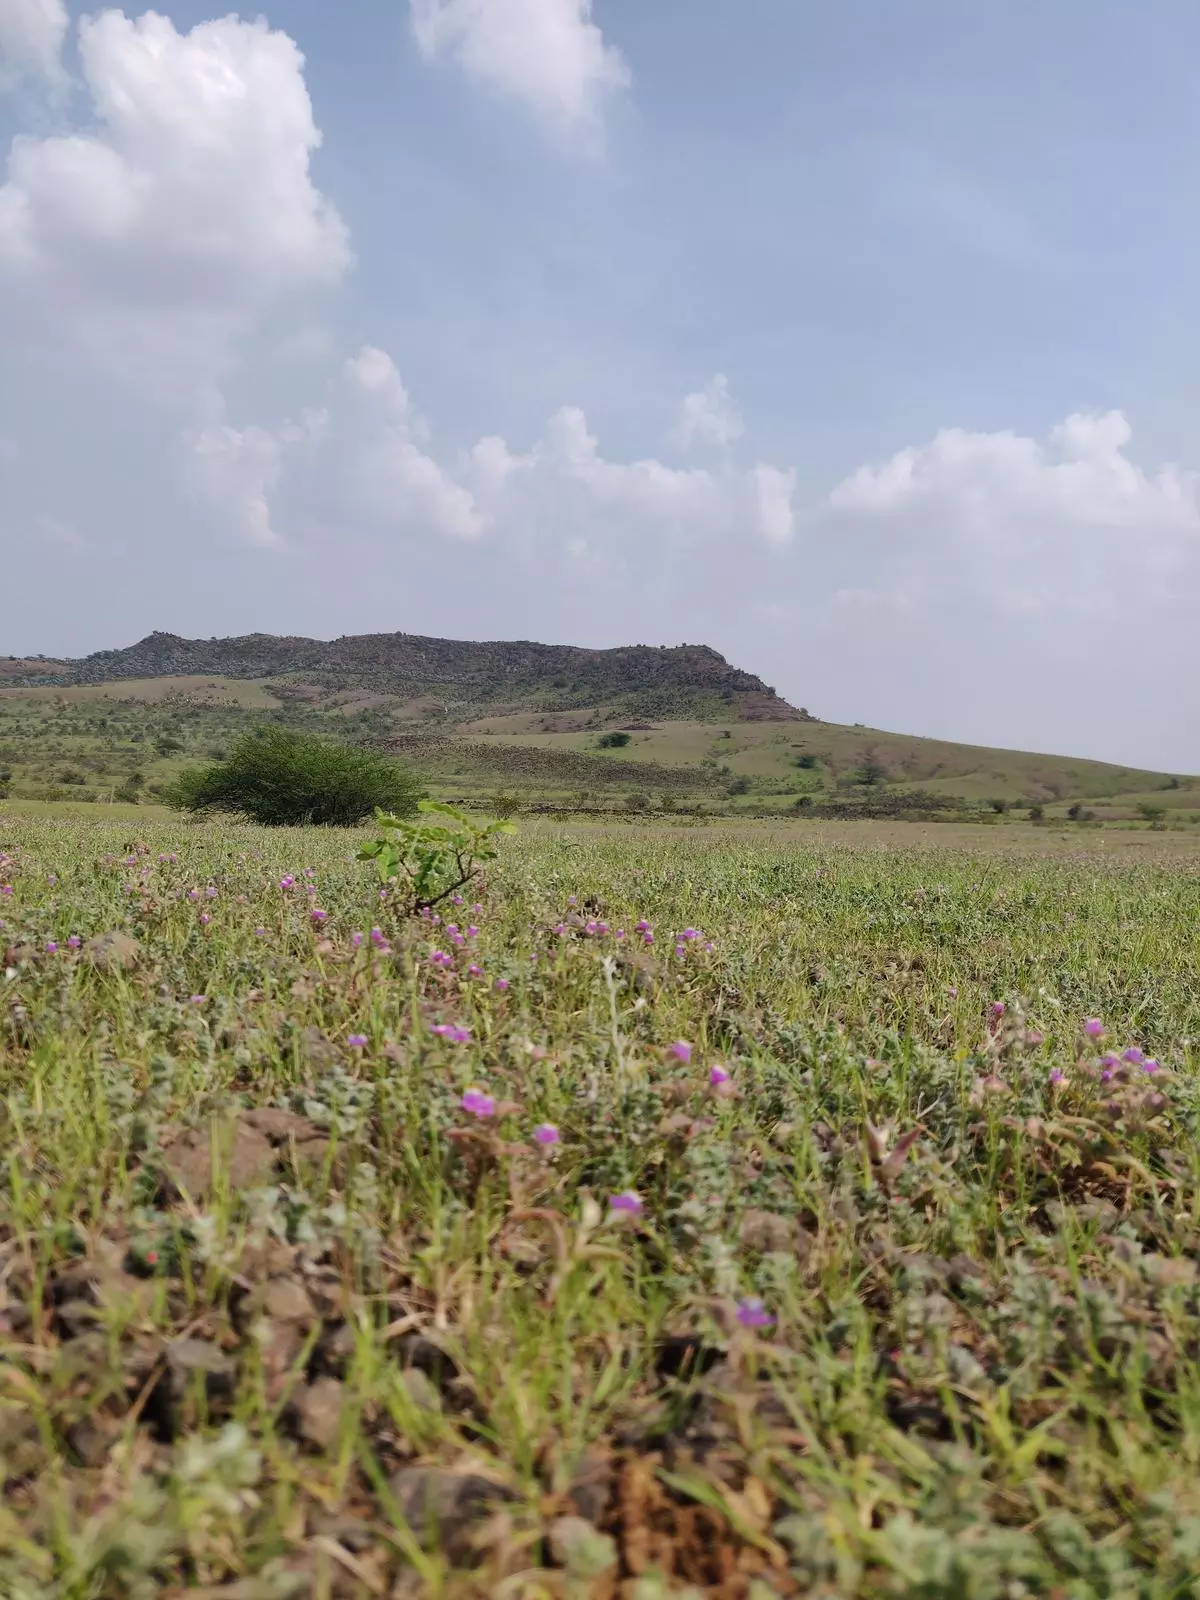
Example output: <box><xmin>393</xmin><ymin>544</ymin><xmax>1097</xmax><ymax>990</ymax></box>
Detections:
<box><xmin>2</xmin><ymin>814</ymin><xmax>1200</xmax><ymax>1598</ymax></box>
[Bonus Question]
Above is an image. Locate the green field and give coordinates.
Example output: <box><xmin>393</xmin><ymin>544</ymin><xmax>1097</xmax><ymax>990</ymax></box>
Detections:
<box><xmin>2</xmin><ymin>675</ymin><xmax>1195</xmax><ymax>826</ymax></box>
<box><xmin>2</xmin><ymin>814</ymin><xmax>1200</xmax><ymax>1597</ymax></box>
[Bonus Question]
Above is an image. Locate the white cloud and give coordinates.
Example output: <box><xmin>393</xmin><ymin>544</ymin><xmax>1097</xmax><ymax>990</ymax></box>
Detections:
<box><xmin>0</xmin><ymin>9</ymin><xmax>350</xmax><ymax>402</ymax></box>
<box><xmin>821</xmin><ymin>409</ymin><xmax>1200</xmax><ymax>611</ymax></box>
<box><xmin>187</xmin><ymin>412</ymin><xmax>327</xmax><ymax>549</ymax></box>
<box><xmin>0</xmin><ymin>0</ymin><xmax>68</xmax><ymax>93</ymax></box>
<box><xmin>749</xmin><ymin>463</ymin><xmax>796</xmax><ymax>545</ymax></box>
<box><xmin>190</xmin><ymin>354</ymin><xmax>795</xmax><ymax>555</ymax></box>
<box><xmin>410</xmin><ymin>0</ymin><xmax>629</xmax><ymax>142</ymax></box>
<box><xmin>674</xmin><ymin>373</ymin><xmax>744</xmax><ymax>451</ymax></box>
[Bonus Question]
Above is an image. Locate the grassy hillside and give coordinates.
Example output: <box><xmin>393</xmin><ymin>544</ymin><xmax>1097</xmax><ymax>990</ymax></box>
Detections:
<box><xmin>0</xmin><ymin>631</ymin><xmax>1193</xmax><ymax>823</ymax></box>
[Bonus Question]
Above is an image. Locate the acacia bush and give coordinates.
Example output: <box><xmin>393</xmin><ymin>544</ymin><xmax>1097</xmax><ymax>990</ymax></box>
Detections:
<box><xmin>165</xmin><ymin>726</ymin><xmax>421</xmax><ymax>825</ymax></box>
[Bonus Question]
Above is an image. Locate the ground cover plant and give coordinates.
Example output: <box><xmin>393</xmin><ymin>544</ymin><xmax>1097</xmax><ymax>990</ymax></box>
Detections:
<box><xmin>1</xmin><ymin>817</ymin><xmax>1200</xmax><ymax>1597</ymax></box>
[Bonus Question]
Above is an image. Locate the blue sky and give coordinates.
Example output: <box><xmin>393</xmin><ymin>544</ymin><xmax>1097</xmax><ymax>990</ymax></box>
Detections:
<box><xmin>2</xmin><ymin>0</ymin><xmax>1198</xmax><ymax>769</ymax></box>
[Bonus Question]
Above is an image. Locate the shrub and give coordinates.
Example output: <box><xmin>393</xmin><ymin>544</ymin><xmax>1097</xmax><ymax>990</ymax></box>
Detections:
<box><xmin>1137</xmin><ymin>802</ymin><xmax>1167</xmax><ymax>823</ymax></box>
<box><xmin>597</xmin><ymin>731</ymin><xmax>632</xmax><ymax>749</ymax></box>
<box><xmin>794</xmin><ymin>754</ymin><xmax>818</xmax><ymax>770</ymax></box>
<box><xmin>359</xmin><ymin>801</ymin><xmax>515</xmax><ymax>914</ymax></box>
<box><xmin>165</xmin><ymin>726</ymin><xmax>421</xmax><ymax>826</ymax></box>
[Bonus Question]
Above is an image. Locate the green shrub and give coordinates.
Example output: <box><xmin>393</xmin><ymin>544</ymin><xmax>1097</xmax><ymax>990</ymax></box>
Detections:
<box><xmin>597</xmin><ymin>731</ymin><xmax>632</xmax><ymax>749</ymax></box>
<box><xmin>165</xmin><ymin>726</ymin><xmax>421</xmax><ymax>826</ymax></box>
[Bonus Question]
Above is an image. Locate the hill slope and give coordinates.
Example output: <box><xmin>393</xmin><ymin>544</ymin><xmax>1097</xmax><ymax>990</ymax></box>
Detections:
<box><xmin>1</xmin><ymin>630</ymin><xmax>1192</xmax><ymax>818</ymax></box>
<box><xmin>31</xmin><ymin>631</ymin><xmax>800</xmax><ymax>723</ymax></box>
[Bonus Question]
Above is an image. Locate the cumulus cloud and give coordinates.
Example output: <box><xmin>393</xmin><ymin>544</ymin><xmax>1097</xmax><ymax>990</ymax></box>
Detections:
<box><xmin>410</xmin><ymin>0</ymin><xmax>629</xmax><ymax>142</ymax></box>
<box><xmin>0</xmin><ymin>9</ymin><xmax>350</xmax><ymax>401</ymax></box>
<box><xmin>820</xmin><ymin>409</ymin><xmax>1200</xmax><ymax>617</ymax></box>
<box><xmin>0</xmin><ymin>0</ymin><xmax>68</xmax><ymax>93</ymax></box>
<box><xmin>190</xmin><ymin>353</ymin><xmax>796</xmax><ymax>555</ymax></box>
<box><xmin>674</xmin><ymin>374</ymin><xmax>744</xmax><ymax>451</ymax></box>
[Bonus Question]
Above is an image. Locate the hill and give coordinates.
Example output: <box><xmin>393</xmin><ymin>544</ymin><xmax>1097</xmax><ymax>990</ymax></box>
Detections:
<box><xmin>21</xmin><ymin>630</ymin><xmax>801</xmax><ymax>724</ymax></box>
<box><xmin>1</xmin><ymin>630</ymin><xmax>1193</xmax><ymax>821</ymax></box>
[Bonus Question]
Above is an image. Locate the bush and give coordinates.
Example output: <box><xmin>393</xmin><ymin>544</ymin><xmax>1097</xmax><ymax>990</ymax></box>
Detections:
<box><xmin>597</xmin><ymin>731</ymin><xmax>632</xmax><ymax>749</ymax></box>
<box><xmin>165</xmin><ymin>726</ymin><xmax>422</xmax><ymax>826</ymax></box>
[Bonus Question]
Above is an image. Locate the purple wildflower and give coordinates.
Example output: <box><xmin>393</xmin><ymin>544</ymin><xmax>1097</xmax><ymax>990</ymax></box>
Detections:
<box><xmin>466</xmin><ymin>925</ymin><xmax>479</xmax><ymax>938</ymax></box>
<box><xmin>254</xmin><ymin>927</ymin><xmax>266</xmax><ymax>937</ymax></box>
<box><xmin>1083</xmin><ymin>1019</ymin><xmax>1104</xmax><ymax>1039</ymax></box>
<box><xmin>608</xmin><ymin>1191</ymin><xmax>643</xmax><ymax>1215</ymax></box>
<box><xmin>280</xmin><ymin>875</ymin><xmax>295</xmax><ymax>890</ymax></box>
<box><xmin>1142</xmin><ymin>1058</ymin><xmax>1161</xmax><ymax>1075</ymax></box>
<box><xmin>495</xmin><ymin>977</ymin><xmax>509</xmax><ymax>992</ymax></box>
<box><xmin>45</xmin><ymin>940</ymin><xmax>58</xmax><ymax>954</ymax></box>
<box><xmin>735</xmin><ymin>1297</ymin><xmax>776</xmax><ymax>1330</ymax></box>
<box><xmin>205</xmin><ymin>886</ymin><xmax>218</xmax><ymax>899</ymax></box>
<box><xmin>533</xmin><ymin>1123</ymin><xmax>560</xmax><ymax>1146</ymax></box>
<box><xmin>351</xmin><ymin>931</ymin><xmax>364</xmax><ymax>948</ymax></box>
<box><xmin>461</xmin><ymin>1088</ymin><xmax>496</xmax><ymax>1118</ymax></box>
<box><xmin>347</xmin><ymin>1033</ymin><xmax>368</xmax><ymax>1048</ymax></box>
<box><xmin>1049</xmin><ymin>1067</ymin><xmax>1066</xmax><ymax>1085</ymax></box>
<box><xmin>199</xmin><ymin>914</ymin><xmax>211</xmax><ymax>926</ymax></box>
<box><xmin>67</xmin><ymin>935</ymin><xmax>81</xmax><ymax>950</ymax></box>
<box><xmin>190</xmin><ymin>995</ymin><xmax>207</xmax><ymax>1006</ymax></box>
<box><xmin>990</xmin><ymin>1001</ymin><xmax>1005</xmax><ymax>1019</ymax></box>
<box><xmin>1123</xmin><ymin>1047</ymin><xmax>1144</xmax><ymax>1065</ymax></box>
<box><xmin>311</xmin><ymin>908</ymin><xmax>327</xmax><ymax>924</ymax></box>
<box><xmin>709</xmin><ymin>1064</ymin><xmax>731</xmax><ymax>1086</ymax></box>
<box><xmin>669</xmin><ymin>1041</ymin><xmax>693</xmax><ymax>1064</ymax></box>
<box><xmin>432</xmin><ymin>1024</ymin><xmax>472</xmax><ymax>1043</ymax></box>
<box><xmin>635</xmin><ymin>919</ymin><xmax>651</xmax><ymax>933</ymax></box>
<box><xmin>466</xmin><ymin>963</ymin><xmax>483</xmax><ymax>977</ymax></box>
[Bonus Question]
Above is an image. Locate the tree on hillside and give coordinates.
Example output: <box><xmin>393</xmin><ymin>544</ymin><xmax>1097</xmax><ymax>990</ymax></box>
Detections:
<box><xmin>165</xmin><ymin>726</ymin><xmax>421</xmax><ymax>826</ymax></box>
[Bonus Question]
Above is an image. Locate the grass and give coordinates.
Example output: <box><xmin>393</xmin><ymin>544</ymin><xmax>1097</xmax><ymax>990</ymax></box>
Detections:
<box><xmin>2</xmin><ymin>813</ymin><xmax>1200</xmax><ymax>1596</ymax></box>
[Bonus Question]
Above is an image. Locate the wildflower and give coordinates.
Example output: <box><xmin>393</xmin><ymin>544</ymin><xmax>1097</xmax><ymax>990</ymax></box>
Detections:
<box><xmin>533</xmin><ymin>1123</ymin><xmax>560</xmax><ymax>1146</ymax></box>
<box><xmin>735</xmin><ymin>1296</ymin><xmax>776</xmax><ymax>1330</ymax></box>
<box><xmin>680</xmin><ymin>928</ymin><xmax>699</xmax><ymax>941</ymax></box>
<box><xmin>452</xmin><ymin>894</ymin><xmax>464</xmax><ymax>906</ymax></box>
<box><xmin>615</xmin><ymin>929</ymin><xmax>626</xmax><ymax>941</ymax></box>
<box><xmin>447</xmin><ymin>924</ymin><xmax>459</xmax><ymax>937</ymax></box>
<box><xmin>1083</xmin><ymin>1018</ymin><xmax>1104</xmax><ymax>1039</ymax></box>
<box><xmin>351</xmin><ymin>932</ymin><xmax>364</xmax><ymax>948</ymax></box>
<box><xmin>45</xmin><ymin>940</ymin><xmax>58</xmax><ymax>954</ymax></box>
<box><xmin>990</xmin><ymin>1001</ymin><xmax>1005</xmax><ymax>1019</ymax></box>
<box><xmin>461</xmin><ymin>1088</ymin><xmax>495</xmax><ymax>1118</ymax></box>
<box><xmin>675</xmin><ymin>944</ymin><xmax>686</xmax><ymax>957</ymax></box>
<box><xmin>466</xmin><ymin>925</ymin><xmax>479</xmax><ymax>938</ymax></box>
<box><xmin>311</xmin><ymin>908</ymin><xmax>327</xmax><ymax>924</ymax></box>
<box><xmin>1027</xmin><ymin>1031</ymin><xmax>1044</xmax><ymax>1046</ymax></box>
<box><xmin>280</xmin><ymin>875</ymin><xmax>295</xmax><ymax>890</ymax></box>
<box><xmin>669</xmin><ymin>1041</ymin><xmax>692</xmax><ymax>1064</ymax></box>
<box><xmin>187</xmin><ymin>889</ymin><xmax>200</xmax><ymax>902</ymax></box>
<box><xmin>204</xmin><ymin>886</ymin><xmax>218</xmax><ymax>899</ymax></box>
<box><xmin>585</xmin><ymin>920</ymin><xmax>598</xmax><ymax>935</ymax></box>
<box><xmin>1142</xmin><ymin>1058</ymin><xmax>1161</xmax><ymax>1075</ymax></box>
<box><xmin>495</xmin><ymin>977</ymin><xmax>509</xmax><ymax>992</ymax></box>
<box><xmin>347</xmin><ymin>1033</ymin><xmax>368</xmax><ymax>1048</ymax></box>
<box><xmin>190</xmin><ymin>995</ymin><xmax>207</xmax><ymax>1006</ymax></box>
<box><xmin>704</xmin><ymin>940</ymin><xmax>715</xmax><ymax>953</ymax></box>
<box><xmin>597</xmin><ymin>921</ymin><xmax>609</xmax><ymax>935</ymax></box>
<box><xmin>643</xmin><ymin>932</ymin><xmax>654</xmax><ymax>946</ymax></box>
<box><xmin>1123</xmin><ymin>1047</ymin><xmax>1144</xmax><ymax>1064</ymax></box>
<box><xmin>0</xmin><ymin>885</ymin><xmax>11</xmax><ymax>896</ymax></box>
<box><xmin>1049</xmin><ymin>1067</ymin><xmax>1066</xmax><ymax>1085</ymax></box>
<box><xmin>432</xmin><ymin>1024</ymin><xmax>472</xmax><ymax>1043</ymax></box>
<box><xmin>199</xmin><ymin>914</ymin><xmax>211</xmax><ymax>926</ymax></box>
<box><xmin>608</xmin><ymin>1191</ymin><xmax>643</xmax><ymax>1215</ymax></box>
<box><xmin>948</xmin><ymin>986</ymin><xmax>959</xmax><ymax>998</ymax></box>
<box><xmin>67</xmin><ymin>935</ymin><xmax>80</xmax><ymax>949</ymax></box>
<box><xmin>304</xmin><ymin>868</ymin><xmax>315</xmax><ymax>879</ymax></box>
<box><xmin>567</xmin><ymin>895</ymin><xmax>578</xmax><ymax>906</ymax></box>
<box><xmin>254</xmin><ymin>927</ymin><xmax>266</xmax><ymax>937</ymax></box>
<box><xmin>472</xmin><ymin>903</ymin><xmax>483</xmax><ymax>914</ymax></box>
<box><xmin>709</xmin><ymin>1064</ymin><xmax>731</xmax><ymax>1086</ymax></box>
<box><xmin>466</xmin><ymin>964</ymin><xmax>483</xmax><ymax>977</ymax></box>
<box><xmin>635</xmin><ymin>920</ymin><xmax>651</xmax><ymax>933</ymax></box>
<box><xmin>47</xmin><ymin>875</ymin><xmax>57</xmax><ymax>885</ymax></box>
<box><xmin>370</xmin><ymin>927</ymin><xmax>386</xmax><ymax>945</ymax></box>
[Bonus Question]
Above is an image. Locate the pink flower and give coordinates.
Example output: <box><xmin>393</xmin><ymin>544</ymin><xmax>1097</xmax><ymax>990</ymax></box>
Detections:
<box><xmin>1142</xmin><ymin>1058</ymin><xmax>1161</xmax><ymax>1075</ymax></box>
<box><xmin>643</xmin><ymin>932</ymin><xmax>654</xmax><ymax>946</ymax></box>
<box><xmin>280</xmin><ymin>875</ymin><xmax>295</xmax><ymax>890</ymax></box>
<box><xmin>466</xmin><ymin>963</ymin><xmax>483</xmax><ymax>977</ymax></box>
<box><xmin>635</xmin><ymin>919</ymin><xmax>651</xmax><ymax>933</ymax></box>
<box><xmin>533</xmin><ymin>1123</ymin><xmax>560</xmax><ymax>1146</ymax></box>
<box><xmin>347</xmin><ymin>1033</ymin><xmax>368</xmax><ymax>1048</ymax></box>
<box><xmin>1049</xmin><ymin>1067</ymin><xmax>1066</xmax><ymax>1086</ymax></box>
<box><xmin>494</xmin><ymin>977</ymin><xmax>510</xmax><ymax>992</ymax></box>
<box><xmin>254</xmin><ymin>927</ymin><xmax>266</xmax><ymax>937</ymax></box>
<box><xmin>204</xmin><ymin>886</ymin><xmax>218</xmax><ymax>899</ymax></box>
<box><xmin>948</xmin><ymin>986</ymin><xmax>959</xmax><ymax>998</ymax></box>
<box><xmin>432</xmin><ymin>1024</ymin><xmax>472</xmax><ymax>1043</ymax></box>
<box><xmin>990</xmin><ymin>1001</ymin><xmax>1005</xmax><ymax>1019</ymax></box>
<box><xmin>44</xmin><ymin>940</ymin><xmax>58</xmax><ymax>954</ymax></box>
<box><xmin>608</xmin><ymin>1191</ymin><xmax>643</xmax><ymax>1215</ymax></box>
<box><xmin>190</xmin><ymin>995</ymin><xmax>207</xmax><ymax>1005</ymax></box>
<box><xmin>1123</xmin><ymin>1047</ymin><xmax>1144</xmax><ymax>1064</ymax></box>
<box><xmin>709</xmin><ymin>1064</ymin><xmax>730</xmax><ymax>1086</ymax></box>
<box><xmin>1083</xmin><ymin>1019</ymin><xmax>1104</xmax><ymax>1039</ymax></box>
<box><xmin>199</xmin><ymin>914</ymin><xmax>211</xmax><ymax>926</ymax></box>
<box><xmin>461</xmin><ymin>1088</ymin><xmax>496</xmax><ymax>1118</ymax></box>
<box><xmin>735</xmin><ymin>1297</ymin><xmax>776</xmax><ymax>1329</ymax></box>
<box><xmin>67</xmin><ymin>935</ymin><xmax>81</xmax><ymax>950</ymax></box>
<box><xmin>311</xmin><ymin>908</ymin><xmax>327</xmax><ymax>923</ymax></box>
<box><xmin>351</xmin><ymin>932</ymin><xmax>364</xmax><ymax>948</ymax></box>
<box><xmin>669</xmin><ymin>1041</ymin><xmax>692</xmax><ymax>1064</ymax></box>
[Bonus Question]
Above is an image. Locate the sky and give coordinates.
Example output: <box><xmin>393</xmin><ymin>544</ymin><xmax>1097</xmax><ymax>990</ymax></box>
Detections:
<box><xmin>1</xmin><ymin>0</ymin><xmax>1198</xmax><ymax>771</ymax></box>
